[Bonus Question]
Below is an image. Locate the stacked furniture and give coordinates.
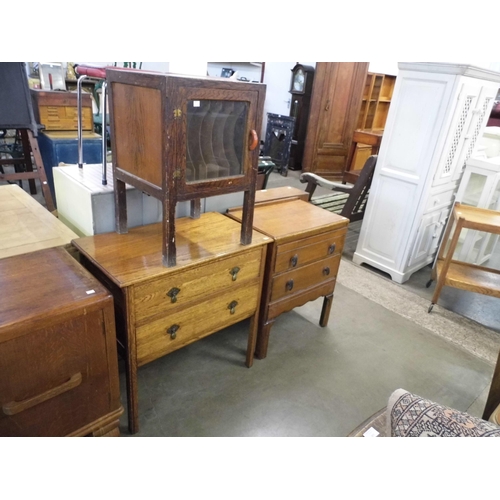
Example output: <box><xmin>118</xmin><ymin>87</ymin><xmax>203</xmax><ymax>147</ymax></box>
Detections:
<box><xmin>353</xmin><ymin>63</ymin><xmax>500</xmax><ymax>283</ymax></box>
<box><xmin>105</xmin><ymin>68</ymin><xmax>266</xmax><ymax>267</ymax></box>
<box><xmin>31</xmin><ymin>88</ymin><xmax>103</xmax><ymax>204</ymax></box>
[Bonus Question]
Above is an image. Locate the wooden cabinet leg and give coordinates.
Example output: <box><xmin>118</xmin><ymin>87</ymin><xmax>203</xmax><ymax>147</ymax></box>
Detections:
<box><xmin>114</xmin><ymin>178</ymin><xmax>128</xmax><ymax>234</ymax></box>
<box><xmin>162</xmin><ymin>195</ymin><xmax>177</xmax><ymax>267</ymax></box>
<box><xmin>320</xmin><ymin>293</ymin><xmax>334</xmax><ymax>327</ymax></box>
<box><xmin>246</xmin><ymin>312</ymin><xmax>259</xmax><ymax>368</ymax></box>
<box><xmin>255</xmin><ymin>320</ymin><xmax>274</xmax><ymax>360</ymax></box>
<box><xmin>483</xmin><ymin>348</ymin><xmax>500</xmax><ymax>421</ymax></box>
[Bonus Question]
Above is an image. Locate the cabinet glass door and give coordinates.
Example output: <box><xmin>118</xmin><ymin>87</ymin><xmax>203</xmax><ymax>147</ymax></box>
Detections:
<box><xmin>186</xmin><ymin>100</ymin><xmax>249</xmax><ymax>182</ymax></box>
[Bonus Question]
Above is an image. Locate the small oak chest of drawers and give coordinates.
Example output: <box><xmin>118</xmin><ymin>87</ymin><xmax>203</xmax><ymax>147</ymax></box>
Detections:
<box><xmin>227</xmin><ymin>199</ymin><xmax>349</xmax><ymax>359</ymax></box>
<box><xmin>0</xmin><ymin>247</ymin><xmax>123</xmax><ymax>437</ymax></box>
<box><xmin>72</xmin><ymin>212</ymin><xmax>270</xmax><ymax>434</ymax></box>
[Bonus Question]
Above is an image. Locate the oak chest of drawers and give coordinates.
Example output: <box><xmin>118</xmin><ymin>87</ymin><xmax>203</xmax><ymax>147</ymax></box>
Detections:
<box><xmin>0</xmin><ymin>247</ymin><xmax>123</xmax><ymax>437</ymax></box>
<box><xmin>227</xmin><ymin>199</ymin><xmax>349</xmax><ymax>359</ymax></box>
<box><xmin>72</xmin><ymin>212</ymin><xmax>270</xmax><ymax>434</ymax></box>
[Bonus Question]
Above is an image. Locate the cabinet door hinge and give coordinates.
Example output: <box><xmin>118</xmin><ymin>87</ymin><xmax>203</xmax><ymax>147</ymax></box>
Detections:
<box><xmin>173</xmin><ymin>109</ymin><xmax>182</xmax><ymax>118</ymax></box>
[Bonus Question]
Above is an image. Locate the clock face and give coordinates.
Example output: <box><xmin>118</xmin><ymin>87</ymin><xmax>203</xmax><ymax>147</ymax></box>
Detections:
<box><xmin>292</xmin><ymin>68</ymin><xmax>305</xmax><ymax>92</ymax></box>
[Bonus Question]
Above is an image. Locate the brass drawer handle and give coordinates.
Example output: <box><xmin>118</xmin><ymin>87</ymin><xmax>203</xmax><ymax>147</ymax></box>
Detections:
<box><xmin>228</xmin><ymin>300</ymin><xmax>238</xmax><ymax>314</ymax></box>
<box><xmin>328</xmin><ymin>243</ymin><xmax>336</xmax><ymax>255</ymax></box>
<box><xmin>167</xmin><ymin>287</ymin><xmax>180</xmax><ymax>303</ymax></box>
<box><xmin>167</xmin><ymin>324</ymin><xmax>179</xmax><ymax>339</ymax></box>
<box><xmin>286</xmin><ymin>279</ymin><xmax>294</xmax><ymax>291</ymax></box>
<box><xmin>230</xmin><ymin>267</ymin><xmax>240</xmax><ymax>281</ymax></box>
<box><xmin>2</xmin><ymin>372</ymin><xmax>82</xmax><ymax>416</ymax></box>
<box><xmin>290</xmin><ymin>255</ymin><xmax>298</xmax><ymax>267</ymax></box>
<box><xmin>323</xmin><ymin>267</ymin><xmax>331</xmax><ymax>276</ymax></box>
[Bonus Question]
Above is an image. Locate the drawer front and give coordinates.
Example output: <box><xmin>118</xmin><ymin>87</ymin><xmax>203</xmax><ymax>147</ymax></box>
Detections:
<box><xmin>270</xmin><ymin>254</ymin><xmax>341</xmax><ymax>303</ymax></box>
<box><xmin>274</xmin><ymin>229</ymin><xmax>346</xmax><ymax>274</ymax></box>
<box><xmin>136</xmin><ymin>281</ymin><xmax>260</xmax><ymax>365</ymax></box>
<box><xmin>0</xmin><ymin>309</ymin><xmax>114</xmax><ymax>437</ymax></box>
<box><xmin>134</xmin><ymin>247</ymin><xmax>263</xmax><ymax>323</ymax></box>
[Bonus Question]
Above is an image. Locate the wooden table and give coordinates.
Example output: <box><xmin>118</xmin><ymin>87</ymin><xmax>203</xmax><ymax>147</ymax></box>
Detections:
<box><xmin>0</xmin><ymin>184</ymin><xmax>78</xmax><ymax>259</ymax></box>
<box><xmin>72</xmin><ymin>212</ymin><xmax>270</xmax><ymax>434</ymax></box>
<box><xmin>227</xmin><ymin>199</ymin><xmax>349</xmax><ymax>359</ymax></box>
<box><xmin>429</xmin><ymin>202</ymin><xmax>500</xmax><ymax>312</ymax></box>
<box><xmin>0</xmin><ymin>247</ymin><xmax>123</xmax><ymax>436</ymax></box>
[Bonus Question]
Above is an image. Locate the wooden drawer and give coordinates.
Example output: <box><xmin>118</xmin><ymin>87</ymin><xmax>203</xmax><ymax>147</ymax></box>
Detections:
<box><xmin>0</xmin><ymin>309</ymin><xmax>115</xmax><ymax>437</ymax></box>
<box><xmin>39</xmin><ymin>105</ymin><xmax>93</xmax><ymax>131</ymax></box>
<box><xmin>134</xmin><ymin>247</ymin><xmax>263</xmax><ymax>323</ymax></box>
<box><xmin>136</xmin><ymin>281</ymin><xmax>261</xmax><ymax>365</ymax></box>
<box><xmin>274</xmin><ymin>229</ymin><xmax>346</xmax><ymax>274</ymax></box>
<box><xmin>270</xmin><ymin>254</ymin><xmax>341</xmax><ymax>303</ymax></box>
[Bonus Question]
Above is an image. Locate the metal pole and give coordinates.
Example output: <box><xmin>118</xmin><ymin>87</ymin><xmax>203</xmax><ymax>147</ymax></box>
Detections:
<box><xmin>77</xmin><ymin>75</ymin><xmax>88</xmax><ymax>168</ymax></box>
<box><xmin>101</xmin><ymin>81</ymin><xmax>108</xmax><ymax>185</ymax></box>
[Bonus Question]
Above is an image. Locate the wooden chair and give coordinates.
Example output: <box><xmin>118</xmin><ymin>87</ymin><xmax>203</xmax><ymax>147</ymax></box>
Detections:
<box><xmin>299</xmin><ymin>155</ymin><xmax>377</xmax><ymax>222</ymax></box>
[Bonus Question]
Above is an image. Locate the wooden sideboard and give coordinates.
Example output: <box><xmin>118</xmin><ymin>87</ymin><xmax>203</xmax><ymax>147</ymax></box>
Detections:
<box><xmin>72</xmin><ymin>212</ymin><xmax>270</xmax><ymax>434</ymax></box>
<box><xmin>227</xmin><ymin>199</ymin><xmax>349</xmax><ymax>359</ymax></box>
<box><xmin>0</xmin><ymin>247</ymin><xmax>123</xmax><ymax>436</ymax></box>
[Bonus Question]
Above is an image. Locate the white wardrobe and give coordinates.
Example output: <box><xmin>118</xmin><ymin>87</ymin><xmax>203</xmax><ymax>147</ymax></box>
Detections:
<box><xmin>353</xmin><ymin>62</ymin><xmax>500</xmax><ymax>283</ymax></box>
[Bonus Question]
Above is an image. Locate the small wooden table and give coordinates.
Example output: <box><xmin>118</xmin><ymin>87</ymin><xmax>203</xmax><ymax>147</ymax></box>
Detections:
<box><xmin>227</xmin><ymin>199</ymin><xmax>349</xmax><ymax>359</ymax></box>
<box><xmin>0</xmin><ymin>184</ymin><xmax>78</xmax><ymax>259</ymax></box>
<box><xmin>72</xmin><ymin>212</ymin><xmax>270</xmax><ymax>434</ymax></box>
<box><xmin>429</xmin><ymin>202</ymin><xmax>500</xmax><ymax>312</ymax></box>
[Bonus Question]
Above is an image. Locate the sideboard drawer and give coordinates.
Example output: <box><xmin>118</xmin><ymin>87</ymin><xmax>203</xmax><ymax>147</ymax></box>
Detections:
<box><xmin>274</xmin><ymin>229</ymin><xmax>346</xmax><ymax>274</ymax></box>
<box><xmin>134</xmin><ymin>247</ymin><xmax>263</xmax><ymax>322</ymax></box>
<box><xmin>0</xmin><ymin>309</ymin><xmax>115</xmax><ymax>437</ymax></box>
<box><xmin>136</xmin><ymin>280</ymin><xmax>261</xmax><ymax>365</ymax></box>
<box><xmin>270</xmin><ymin>254</ymin><xmax>341</xmax><ymax>303</ymax></box>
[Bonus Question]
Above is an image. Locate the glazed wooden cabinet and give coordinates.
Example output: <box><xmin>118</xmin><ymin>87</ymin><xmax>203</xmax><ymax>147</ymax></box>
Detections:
<box><xmin>72</xmin><ymin>212</ymin><xmax>270</xmax><ymax>434</ymax></box>
<box><xmin>227</xmin><ymin>199</ymin><xmax>349</xmax><ymax>358</ymax></box>
<box><xmin>106</xmin><ymin>68</ymin><xmax>266</xmax><ymax>266</ymax></box>
<box><xmin>0</xmin><ymin>247</ymin><xmax>123</xmax><ymax>437</ymax></box>
<box><xmin>353</xmin><ymin>63</ymin><xmax>500</xmax><ymax>283</ymax></box>
<box><xmin>302</xmin><ymin>62</ymin><xmax>369</xmax><ymax>180</ymax></box>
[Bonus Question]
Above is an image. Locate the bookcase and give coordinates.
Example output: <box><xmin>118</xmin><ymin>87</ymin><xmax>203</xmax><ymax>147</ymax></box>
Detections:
<box><xmin>350</xmin><ymin>72</ymin><xmax>396</xmax><ymax>170</ymax></box>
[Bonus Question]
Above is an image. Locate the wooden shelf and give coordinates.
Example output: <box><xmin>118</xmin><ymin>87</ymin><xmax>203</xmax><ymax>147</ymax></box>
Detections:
<box><xmin>351</xmin><ymin>72</ymin><xmax>396</xmax><ymax>170</ymax></box>
<box><xmin>436</xmin><ymin>259</ymin><xmax>500</xmax><ymax>297</ymax></box>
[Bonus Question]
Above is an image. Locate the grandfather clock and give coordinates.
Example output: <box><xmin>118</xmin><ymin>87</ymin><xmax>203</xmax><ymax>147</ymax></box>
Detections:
<box><xmin>288</xmin><ymin>63</ymin><xmax>315</xmax><ymax>171</ymax></box>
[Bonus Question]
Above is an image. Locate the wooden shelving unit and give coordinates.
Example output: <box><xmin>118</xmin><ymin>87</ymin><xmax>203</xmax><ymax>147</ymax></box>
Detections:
<box><xmin>350</xmin><ymin>72</ymin><xmax>396</xmax><ymax>171</ymax></box>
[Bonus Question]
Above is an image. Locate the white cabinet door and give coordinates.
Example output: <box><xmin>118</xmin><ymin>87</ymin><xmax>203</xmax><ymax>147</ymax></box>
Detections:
<box><xmin>433</xmin><ymin>83</ymin><xmax>481</xmax><ymax>187</ymax></box>
<box><xmin>407</xmin><ymin>208</ymin><xmax>449</xmax><ymax>269</ymax></box>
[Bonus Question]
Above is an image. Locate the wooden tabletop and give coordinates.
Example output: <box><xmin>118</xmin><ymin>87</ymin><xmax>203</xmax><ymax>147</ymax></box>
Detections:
<box><xmin>72</xmin><ymin>211</ymin><xmax>271</xmax><ymax>287</ymax></box>
<box><xmin>227</xmin><ymin>199</ymin><xmax>349</xmax><ymax>243</ymax></box>
<box><xmin>0</xmin><ymin>246</ymin><xmax>110</xmax><ymax>342</ymax></box>
<box><xmin>0</xmin><ymin>184</ymin><xmax>78</xmax><ymax>259</ymax></box>
<box><xmin>454</xmin><ymin>203</ymin><xmax>500</xmax><ymax>234</ymax></box>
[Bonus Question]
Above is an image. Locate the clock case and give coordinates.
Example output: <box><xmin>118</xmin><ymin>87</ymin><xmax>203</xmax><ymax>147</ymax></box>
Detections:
<box><xmin>288</xmin><ymin>64</ymin><xmax>315</xmax><ymax>171</ymax></box>
<box><xmin>106</xmin><ymin>68</ymin><xmax>266</xmax><ymax>267</ymax></box>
